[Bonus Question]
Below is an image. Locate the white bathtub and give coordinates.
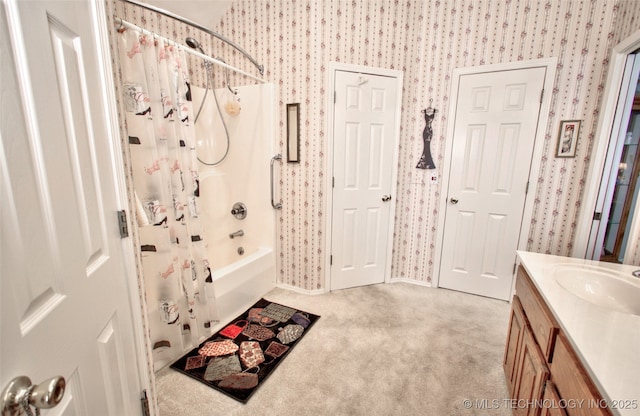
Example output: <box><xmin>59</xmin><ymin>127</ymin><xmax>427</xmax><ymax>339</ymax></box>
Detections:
<box><xmin>211</xmin><ymin>246</ymin><xmax>276</xmax><ymax>323</ymax></box>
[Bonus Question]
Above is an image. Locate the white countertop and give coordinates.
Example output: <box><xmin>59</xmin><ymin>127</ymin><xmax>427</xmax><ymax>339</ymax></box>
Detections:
<box><xmin>516</xmin><ymin>251</ymin><xmax>640</xmax><ymax>416</ymax></box>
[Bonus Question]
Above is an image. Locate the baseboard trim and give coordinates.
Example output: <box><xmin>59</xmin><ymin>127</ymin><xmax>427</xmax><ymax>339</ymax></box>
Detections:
<box><xmin>276</xmin><ymin>283</ymin><xmax>326</xmax><ymax>296</ymax></box>
<box><xmin>277</xmin><ymin>279</ymin><xmax>431</xmax><ymax>294</ymax></box>
<box><xmin>388</xmin><ymin>277</ymin><xmax>433</xmax><ymax>287</ymax></box>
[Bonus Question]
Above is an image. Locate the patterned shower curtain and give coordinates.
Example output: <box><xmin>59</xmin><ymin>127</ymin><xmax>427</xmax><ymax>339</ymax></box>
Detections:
<box><xmin>118</xmin><ymin>30</ymin><xmax>219</xmax><ymax>361</ymax></box>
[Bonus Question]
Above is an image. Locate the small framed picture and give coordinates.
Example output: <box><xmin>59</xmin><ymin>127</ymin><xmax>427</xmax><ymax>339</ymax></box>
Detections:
<box><xmin>556</xmin><ymin>120</ymin><xmax>581</xmax><ymax>158</ymax></box>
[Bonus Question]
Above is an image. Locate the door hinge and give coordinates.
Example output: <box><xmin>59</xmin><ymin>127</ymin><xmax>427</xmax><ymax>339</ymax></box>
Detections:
<box><xmin>334</xmin><ymin>91</ymin><xmax>336</xmax><ymax>103</ymax></box>
<box><xmin>540</xmin><ymin>88</ymin><xmax>544</xmax><ymax>103</ymax></box>
<box><xmin>118</xmin><ymin>210</ymin><xmax>129</xmax><ymax>238</ymax></box>
<box><xmin>141</xmin><ymin>390</ymin><xmax>150</xmax><ymax>416</ymax></box>
<box><xmin>330</xmin><ymin>255</ymin><xmax>333</xmax><ymax>265</ymax></box>
<box><xmin>525</xmin><ymin>181</ymin><xmax>530</xmax><ymax>194</ymax></box>
<box><xmin>332</xmin><ymin>177</ymin><xmax>335</xmax><ymax>188</ymax></box>
<box><xmin>513</xmin><ymin>263</ymin><xmax>517</xmax><ymax>275</ymax></box>
<box><xmin>593</xmin><ymin>212</ymin><xmax>602</xmax><ymax>221</ymax></box>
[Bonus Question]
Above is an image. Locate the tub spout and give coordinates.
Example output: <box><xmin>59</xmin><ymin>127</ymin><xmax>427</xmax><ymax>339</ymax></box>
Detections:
<box><xmin>229</xmin><ymin>230</ymin><xmax>244</xmax><ymax>239</ymax></box>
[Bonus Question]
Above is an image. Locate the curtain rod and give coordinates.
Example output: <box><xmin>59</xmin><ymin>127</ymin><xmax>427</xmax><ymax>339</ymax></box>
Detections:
<box><xmin>115</xmin><ymin>17</ymin><xmax>266</xmax><ymax>84</ymax></box>
<box><xmin>117</xmin><ymin>0</ymin><xmax>264</xmax><ymax>76</ymax></box>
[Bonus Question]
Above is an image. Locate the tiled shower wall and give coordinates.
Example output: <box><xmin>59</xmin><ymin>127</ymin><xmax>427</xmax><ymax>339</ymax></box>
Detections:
<box><xmin>108</xmin><ymin>1</ymin><xmax>640</xmax><ymax>293</ymax></box>
<box><xmin>211</xmin><ymin>0</ymin><xmax>640</xmax><ymax>291</ymax></box>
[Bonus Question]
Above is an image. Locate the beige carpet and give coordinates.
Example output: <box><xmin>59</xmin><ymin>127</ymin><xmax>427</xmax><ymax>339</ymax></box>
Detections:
<box><xmin>156</xmin><ymin>282</ymin><xmax>513</xmax><ymax>415</ymax></box>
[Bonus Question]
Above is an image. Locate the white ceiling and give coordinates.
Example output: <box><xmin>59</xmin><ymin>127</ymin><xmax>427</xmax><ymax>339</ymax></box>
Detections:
<box><xmin>145</xmin><ymin>0</ymin><xmax>233</xmax><ymax>30</ymax></box>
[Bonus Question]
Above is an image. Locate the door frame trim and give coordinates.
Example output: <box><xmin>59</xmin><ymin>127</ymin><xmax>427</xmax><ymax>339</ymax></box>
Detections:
<box><xmin>432</xmin><ymin>58</ymin><xmax>557</xmax><ymax>292</ymax></box>
<box><xmin>93</xmin><ymin>0</ymin><xmax>153</xmax><ymax>411</ymax></box>
<box><xmin>324</xmin><ymin>62</ymin><xmax>403</xmax><ymax>292</ymax></box>
<box><xmin>573</xmin><ymin>30</ymin><xmax>640</xmax><ymax>260</ymax></box>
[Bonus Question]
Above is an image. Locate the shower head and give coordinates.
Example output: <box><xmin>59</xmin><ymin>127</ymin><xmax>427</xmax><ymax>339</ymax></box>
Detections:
<box><xmin>186</xmin><ymin>36</ymin><xmax>212</xmax><ymax>74</ymax></box>
<box><xmin>185</xmin><ymin>37</ymin><xmax>205</xmax><ymax>54</ymax></box>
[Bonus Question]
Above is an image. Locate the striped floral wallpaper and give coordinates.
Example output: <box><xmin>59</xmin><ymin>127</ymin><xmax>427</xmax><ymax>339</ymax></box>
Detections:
<box><xmin>209</xmin><ymin>0</ymin><xmax>640</xmax><ymax>291</ymax></box>
<box><xmin>615</xmin><ymin>0</ymin><xmax>640</xmax><ymax>45</ymax></box>
<box><xmin>108</xmin><ymin>1</ymin><xmax>640</xmax><ymax>293</ymax></box>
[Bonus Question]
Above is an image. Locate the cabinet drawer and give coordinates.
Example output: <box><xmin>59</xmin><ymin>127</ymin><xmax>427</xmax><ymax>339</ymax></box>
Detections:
<box><xmin>550</xmin><ymin>334</ymin><xmax>612</xmax><ymax>416</ymax></box>
<box><xmin>516</xmin><ymin>265</ymin><xmax>559</xmax><ymax>360</ymax></box>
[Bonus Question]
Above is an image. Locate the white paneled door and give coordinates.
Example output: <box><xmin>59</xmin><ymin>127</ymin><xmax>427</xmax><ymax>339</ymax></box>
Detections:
<box><xmin>439</xmin><ymin>67</ymin><xmax>546</xmax><ymax>300</ymax></box>
<box><xmin>1</xmin><ymin>1</ymin><xmax>142</xmax><ymax>415</ymax></box>
<box><xmin>330</xmin><ymin>70</ymin><xmax>400</xmax><ymax>291</ymax></box>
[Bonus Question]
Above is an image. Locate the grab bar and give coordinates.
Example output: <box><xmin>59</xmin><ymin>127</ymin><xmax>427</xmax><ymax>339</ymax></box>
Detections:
<box><xmin>270</xmin><ymin>154</ymin><xmax>283</xmax><ymax>210</ymax></box>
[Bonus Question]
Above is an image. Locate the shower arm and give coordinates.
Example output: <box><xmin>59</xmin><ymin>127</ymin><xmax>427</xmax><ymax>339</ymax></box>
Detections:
<box><xmin>118</xmin><ymin>0</ymin><xmax>264</xmax><ymax>76</ymax></box>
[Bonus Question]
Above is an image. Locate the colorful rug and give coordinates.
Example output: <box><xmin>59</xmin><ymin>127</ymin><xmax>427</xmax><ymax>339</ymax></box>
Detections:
<box><xmin>170</xmin><ymin>298</ymin><xmax>320</xmax><ymax>403</ymax></box>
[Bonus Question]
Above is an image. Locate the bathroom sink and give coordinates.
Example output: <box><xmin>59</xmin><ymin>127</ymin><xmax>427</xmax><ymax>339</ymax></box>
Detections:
<box><xmin>553</xmin><ymin>265</ymin><xmax>640</xmax><ymax>316</ymax></box>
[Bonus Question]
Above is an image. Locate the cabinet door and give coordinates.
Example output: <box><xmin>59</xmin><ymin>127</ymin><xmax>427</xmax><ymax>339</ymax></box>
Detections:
<box><xmin>504</xmin><ymin>296</ymin><xmax>527</xmax><ymax>396</ymax></box>
<box><xmin>514</xmin><ymin>325</ymin><xmax>550</xmax><ymax>416</ymax></box>
<box><xmin>541</xmin><ymin>381</ymin><xmax>568</xmax><ymax>416</ymax></box>
<box><xmin>550</xmin><ymin>334</ymin><xmax>612</xmax><ymax>416</ymax></box>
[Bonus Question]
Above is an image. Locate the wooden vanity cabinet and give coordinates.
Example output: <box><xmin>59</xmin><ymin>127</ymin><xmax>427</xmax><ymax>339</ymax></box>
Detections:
<box><xmin>504</xmin><ymin>266</ymin><xmax>613</xmax><ymax>416</ymax></box>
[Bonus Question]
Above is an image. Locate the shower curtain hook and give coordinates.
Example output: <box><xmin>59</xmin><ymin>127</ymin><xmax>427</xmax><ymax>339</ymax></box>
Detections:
<box><xmin>114</xmin><ymin>17</ymin><xmax>126</xmax><ymax>33</ymax></box>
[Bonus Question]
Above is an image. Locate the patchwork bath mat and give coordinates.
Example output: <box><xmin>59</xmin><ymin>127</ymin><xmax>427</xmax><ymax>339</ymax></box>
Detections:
<box><xmin>170</xmin><ymin>298</ymin><xmax>320</xmax><ymax>403</ymax></box>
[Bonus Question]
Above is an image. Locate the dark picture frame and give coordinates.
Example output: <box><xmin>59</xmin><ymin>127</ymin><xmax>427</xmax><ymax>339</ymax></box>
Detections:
<box><xmin>287</xmin><ymin>103</ymin><xmax>300</xmax><ymax>163</ymax></box>
<box><xmin>556</xmin><ymin>120</ymin><xmax>581</xmax><ymax>158</ymax></box>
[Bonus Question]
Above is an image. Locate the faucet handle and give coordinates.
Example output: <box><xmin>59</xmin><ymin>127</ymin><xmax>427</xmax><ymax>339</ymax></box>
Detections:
<box><xmin>231</xmin><ymin>202</ymin><xmax>247</xmax><ymax>219</ymax></box>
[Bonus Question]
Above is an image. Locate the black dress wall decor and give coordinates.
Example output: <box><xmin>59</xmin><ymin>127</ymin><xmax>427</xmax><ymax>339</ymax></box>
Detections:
<box><xmin>416</xmin><ymin>105</ymin><xmax>437</xmax><ymax>169</ymax></box>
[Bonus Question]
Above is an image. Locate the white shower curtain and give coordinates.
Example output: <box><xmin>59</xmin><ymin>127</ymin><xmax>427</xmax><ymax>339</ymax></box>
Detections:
<box><xmin>118</xmin><ymin>29</ymin><xmax>219</xmax><ymax>361</ymax></box>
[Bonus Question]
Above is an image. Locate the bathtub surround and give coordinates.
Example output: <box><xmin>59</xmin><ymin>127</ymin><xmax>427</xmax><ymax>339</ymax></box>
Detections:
<box><xmin>192</xmin><ymin>83</ymin><xmax>276</xmax><ymax>272</ymax></box>
<box><xmin>193</xmin><ymin>82</ymin><xmax>278</xmax><ymax>321</ymax></box>
<box><xmin>156</xmin><ymin>282</ymin><xmax>511</xmax><ymax>415</ymax></box>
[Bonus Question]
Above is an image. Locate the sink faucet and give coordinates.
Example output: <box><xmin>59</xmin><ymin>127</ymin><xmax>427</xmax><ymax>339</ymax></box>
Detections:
<box><xmin>229</xmin><ymin>230</ymin><xmax>244</xmax><ymax>239</ymax></box>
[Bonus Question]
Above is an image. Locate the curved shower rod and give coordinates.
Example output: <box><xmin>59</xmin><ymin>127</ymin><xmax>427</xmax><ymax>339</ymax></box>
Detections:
<box><xmin>115</xmin><ymin>17</ymin><xmax>266</xmax><ymax>84</ymax></box>
<box><xmin>118</xmin><ymin>0</ymin><xmax>264</xmax><ymax>76</ymax></box>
